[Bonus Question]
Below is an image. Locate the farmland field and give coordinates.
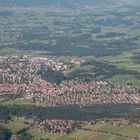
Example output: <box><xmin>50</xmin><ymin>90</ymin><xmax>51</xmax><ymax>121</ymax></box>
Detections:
<box><xmin>2</xmin><ymin>117</ymin><xmax>33</xmax><ymax>134</ymax></box>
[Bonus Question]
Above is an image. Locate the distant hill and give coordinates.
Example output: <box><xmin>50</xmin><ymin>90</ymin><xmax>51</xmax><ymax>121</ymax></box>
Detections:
<box><xmin>0</xmin><ymin>0</ymin><xmax>125</xmax><ymax>7</ymax></box>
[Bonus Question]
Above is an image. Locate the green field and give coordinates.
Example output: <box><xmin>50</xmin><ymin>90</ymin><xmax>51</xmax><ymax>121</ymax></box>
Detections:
<box><xmin>0</xmin><ymin>98</ymin><xmax>32</xmax><ymax>106</ymax></box>
<box><xmin>2</xmin><ymin>117</ymin><xmax>33</xmax><ymax>134</ymax></box>
<box><xmin>97</xmin><ymin>52</ymin><xmax>133</xmax><ymax>63</ymax></box>
<box><xmin>97</xmin><ymin>123</ymin><xmax>140</xmax><ymax>138</ymax></box>
<box><xmin>108</xmin><ymin>74</ymin><xmax>140</xmax><ymax>85</ymax></box>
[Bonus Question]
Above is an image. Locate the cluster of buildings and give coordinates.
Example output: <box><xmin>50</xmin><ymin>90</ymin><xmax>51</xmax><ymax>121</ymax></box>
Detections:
<box><xmin>30</xmin><ymin>80</ymin><xmax>140</xmax><ymax>106</ymax></box>
<box><xmin>0</xmin><ymin>56</ymin><xmax>140</xmax><ymax>106</ymax></box>
<box><xmin>29</xmin><ymin>119</ymin><xmax>82</xmax><ymax>136</ymax></box>
<box><xmin>28</xmin><ymin>118</ymin><xmax>140</xmax><ymax>138</ymax></box>
<box><xmin>0</xmin><ymin>56</ymin><xmax>68</xmax><ymax>85</ymax></box>
<box><xmin>70</xmin><ymin>58</ymin><xmax>85</xmax><ymax>65</ymax></box>
<box><xmin>0</xmin><ymin>56</ymin><xmax>37</xmax><ymax>84</ymax></box>
<box><xmin>0</xmin><ymin>56</ymin><xmax>69</xmax><ymax>102</ymax></box>
<box><xmin>31</xmin><ymin>57</ymin><xmax>68</xmax><ymax>72</ymax></box>
<box><xmin>0</xmin><ymin>17</ymin><xmax>23</xmax><ymax>47</ymax></box>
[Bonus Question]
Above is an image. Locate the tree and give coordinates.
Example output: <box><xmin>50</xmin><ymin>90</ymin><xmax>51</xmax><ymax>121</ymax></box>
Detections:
<box><xmin>0</xmin><ymin>126</ymin><xmax>12</xmax><ymax>140</ymax></box>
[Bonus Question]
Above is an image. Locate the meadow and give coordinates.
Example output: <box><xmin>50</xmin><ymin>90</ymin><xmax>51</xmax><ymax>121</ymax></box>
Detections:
<box><xmin>2</xmin><ymin>117</ymin><xmax>33</xmax><ymax>134</ymax></box>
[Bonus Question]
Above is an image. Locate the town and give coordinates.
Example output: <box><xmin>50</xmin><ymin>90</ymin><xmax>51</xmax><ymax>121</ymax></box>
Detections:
<box><xmin>28</xmin><ymin>118</ymin><xmax>140</xmax><ymax>137</ymax></box>
<box><xmin>1</xmin><ymin>0</ymin><xmax>140</xmax><ymax>139</ymax></box>
<box><xmin>0</xmin><ymin>56</ymin><xmax>140</xmax><ymax>140</ymax></box>
<box><xmin>0</xmin><ymin>56</ymin><xmax>140</xmax><ymax>107</ymax></box>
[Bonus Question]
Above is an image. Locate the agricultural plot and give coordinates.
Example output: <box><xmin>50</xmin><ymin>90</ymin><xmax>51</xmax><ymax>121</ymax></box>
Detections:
<box><xmin>0</xmin><ymin>98</ymin><xmax>32</xmax><ymax>106</ymax></box>
<box><xmin>2</xmin><ymin>117</ymin><xmax>33</xmax><ymax>134</ymax></box>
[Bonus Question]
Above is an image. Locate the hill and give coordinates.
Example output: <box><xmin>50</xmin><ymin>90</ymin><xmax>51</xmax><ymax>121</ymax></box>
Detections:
<box><xmin>0</xmin><ymin>0</ymin><xmax>128</xmax><ymax>7</ymax></box>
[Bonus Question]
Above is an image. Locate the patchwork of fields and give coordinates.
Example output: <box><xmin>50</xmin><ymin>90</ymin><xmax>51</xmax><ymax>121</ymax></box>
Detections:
<box><xmin>3</xmin><ymin>117</ymin><xmax>140</xmax><ymax>140</ymax></box>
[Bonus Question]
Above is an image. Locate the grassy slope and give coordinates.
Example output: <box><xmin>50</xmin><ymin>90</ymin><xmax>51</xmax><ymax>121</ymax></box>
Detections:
<box><xmin>2</xmin><ymin>117</ymin><xmax>33</xmax><ymax>134</ymax></box>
